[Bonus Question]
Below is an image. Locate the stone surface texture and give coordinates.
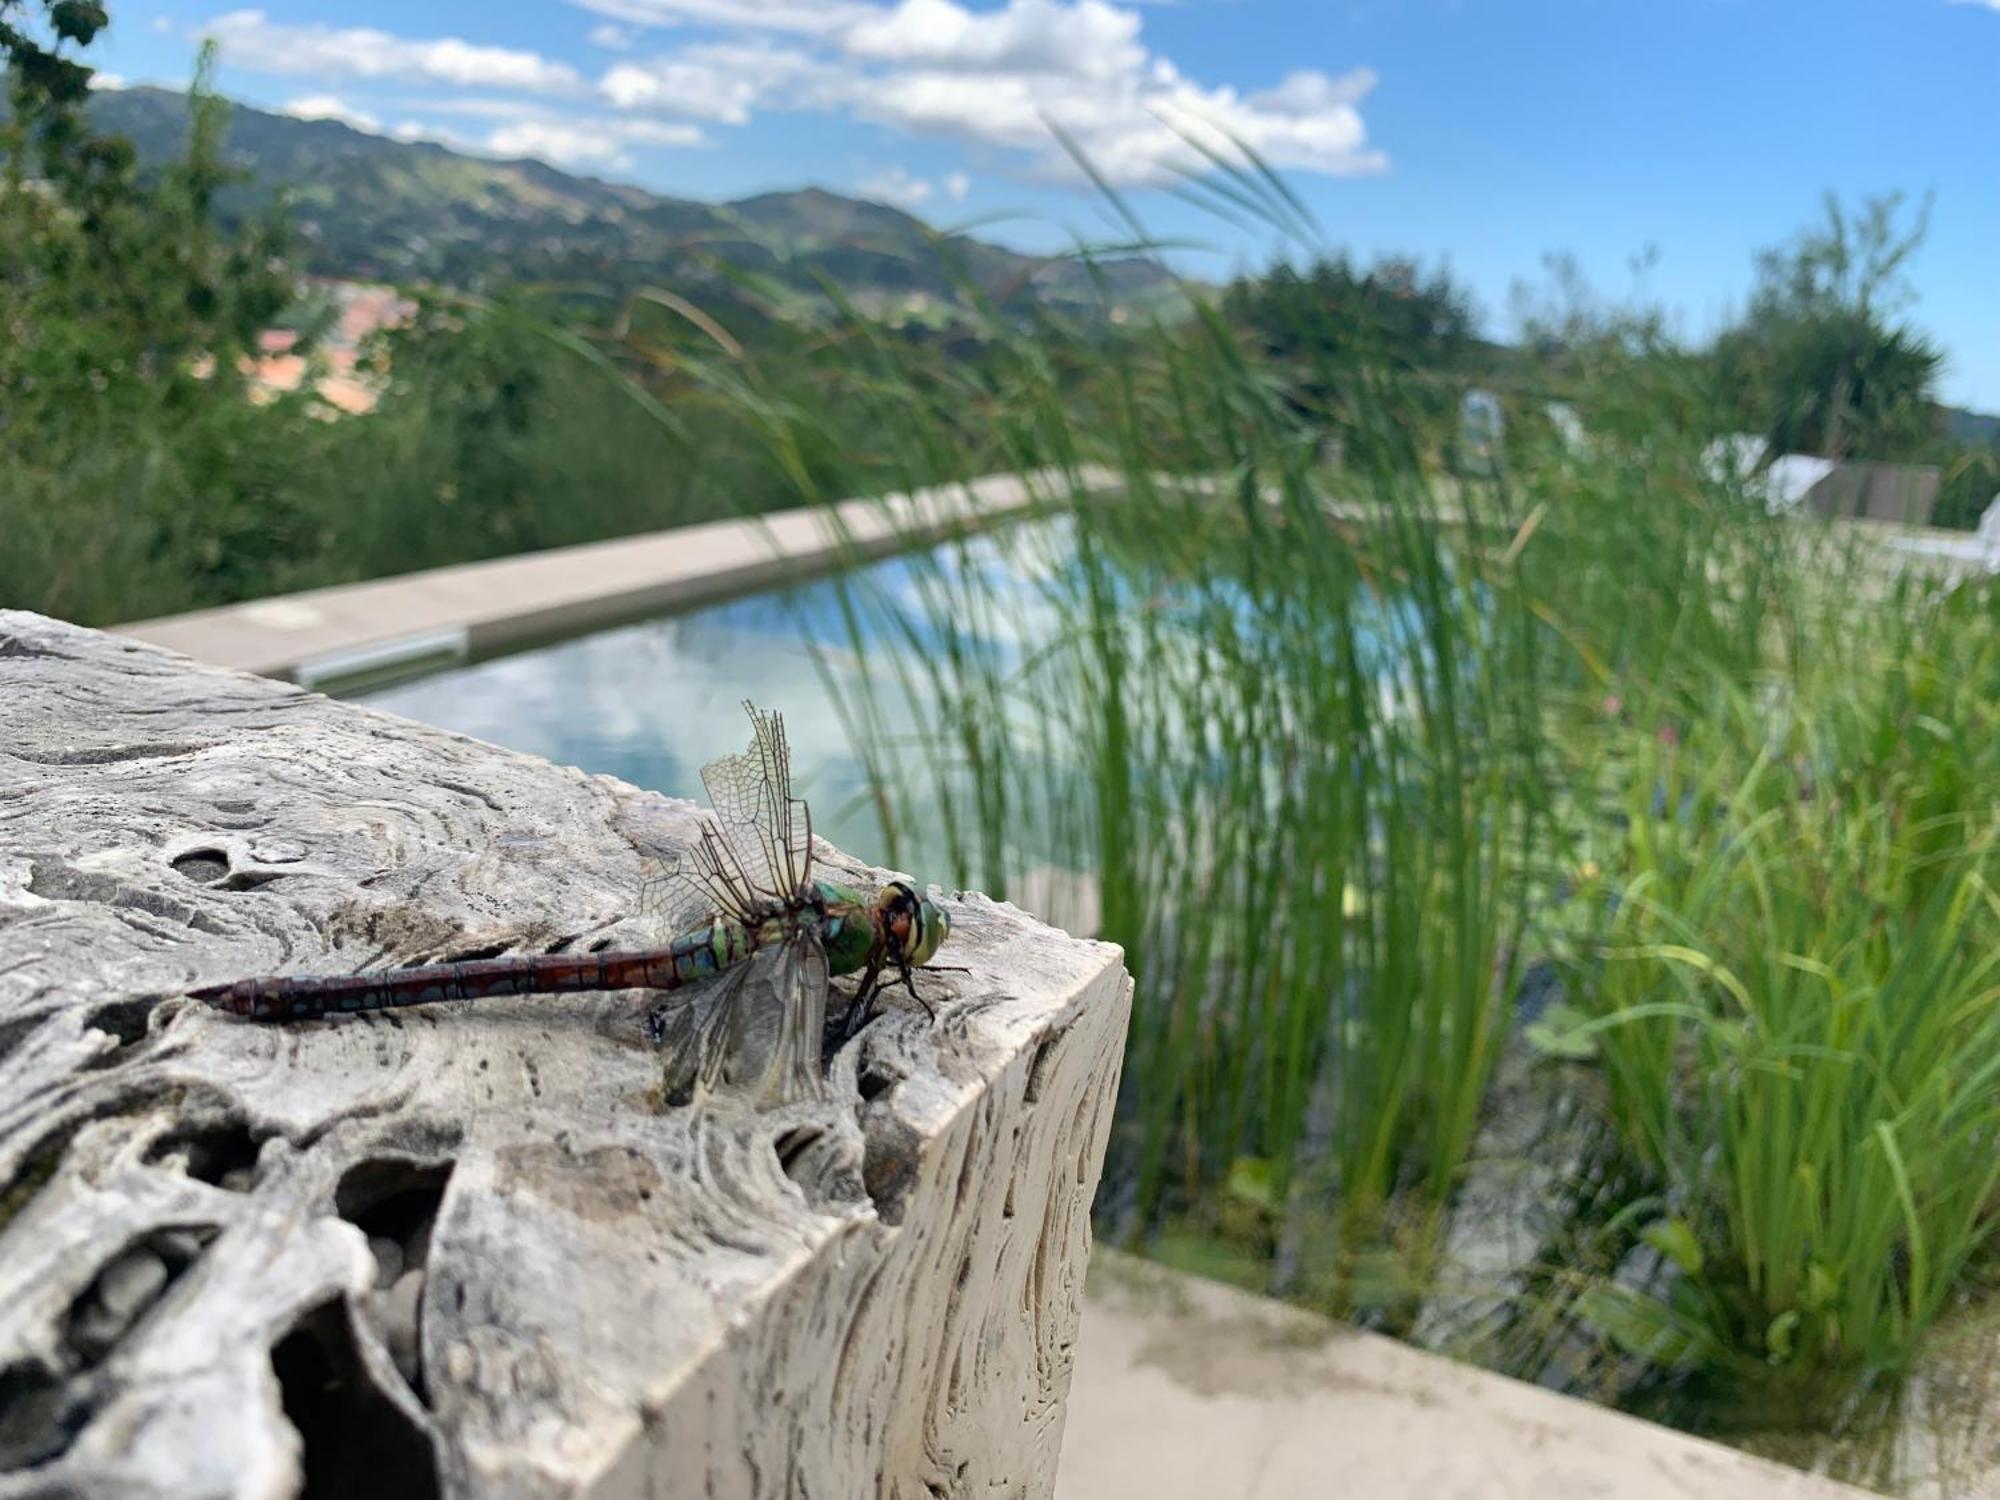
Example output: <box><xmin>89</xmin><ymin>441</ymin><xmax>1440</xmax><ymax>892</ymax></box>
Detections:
<box><xmin>0</xmin><ymin>609</ymin><xmax>1131</xmax><ymax>1500</ymax></box>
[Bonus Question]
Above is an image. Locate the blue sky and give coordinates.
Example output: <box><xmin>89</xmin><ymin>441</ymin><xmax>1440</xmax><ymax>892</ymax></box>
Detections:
<box><xmin>87</xmin><ymin>0</ymin><xmax>1999</xmax><ymax>409</ymax></box>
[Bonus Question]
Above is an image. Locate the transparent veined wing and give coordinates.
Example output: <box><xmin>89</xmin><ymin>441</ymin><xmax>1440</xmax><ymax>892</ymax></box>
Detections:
<box><xmin>696</xmin><ymin>702</ymin><xmax>814</xmax><ymax>906</ymax></box>
<box><xmin>654</xmin><ymin>924</ymin><xmax>830</xmax><ymax>1107</ymax></box>
<box><xmin>627</xmin><ymin>702</ymin><xmax>811</xmax><ymax>940</ymax></box>
<box><xmin>636</xmin><ymin>818</ymin><xmax>765</xmax><ymax>939</ymax></box>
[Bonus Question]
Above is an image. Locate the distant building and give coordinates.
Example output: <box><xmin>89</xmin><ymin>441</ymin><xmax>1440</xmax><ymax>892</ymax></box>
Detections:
<box><xmin>1978</xmin><ymin>496</ymin><xmax>2000</xmax><ymax>571</ymax></box>
<box><xmin>1797</xmin><ymin>461</ymin><xmax>1941</xmax><ymax>526</ymax></box>
<box><xmin>1456</xmin><ymin>388</ymin><xmax>1505</xmax><ymax>475</ymax></box>
<box><xmin>1702</xmin><ymin>434</ymin><xmax>1941</xmax><ymax>526</ymax></box>
<box><xmin>240</xmin><ymin>280</ymin><xmax>416</xmax><ymax>416</ymax></box>
<box><xmin>1545</xmin><ymin>401</ymin><xmax>1586</xmax><ymax>454</ymax></box>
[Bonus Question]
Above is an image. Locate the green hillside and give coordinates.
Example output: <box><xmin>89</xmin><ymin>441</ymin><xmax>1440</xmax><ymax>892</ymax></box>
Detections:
<box><xmin>87</xmin><ymin>86</ymin><xmax>1181</xmax><ymax>319</ymax></box>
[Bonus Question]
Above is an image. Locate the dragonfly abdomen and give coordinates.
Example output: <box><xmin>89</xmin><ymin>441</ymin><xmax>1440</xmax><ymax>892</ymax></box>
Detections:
<box><xmin>193</xmin><ymin>920</ymin><xmax>759</xmax><ymax>1023</ymax></box>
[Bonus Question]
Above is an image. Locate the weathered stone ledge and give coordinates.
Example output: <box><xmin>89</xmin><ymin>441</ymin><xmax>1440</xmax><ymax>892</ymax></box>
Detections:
<box><xmin>0</xmin><ymin>609</ymin><xmax>1131</xmax><ymax>1500</ymax></box>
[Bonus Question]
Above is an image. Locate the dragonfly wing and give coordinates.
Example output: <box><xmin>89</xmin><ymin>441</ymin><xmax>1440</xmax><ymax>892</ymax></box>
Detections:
<box><xmin>636</xmin><ymin>818</ymin><xmax>765</xmax><ymax>939</ymax></box>
<box><xmin>770</xmin><ymin>924</ymin><xmax>831</xmax><ymax>1105</ymax></box>
<box><xmin>654</xmin><ymin>946</ymin><xmax>757</xmax><ymax>1103</ymax></box>
<box><xmin>674</xmin><ymin>924</ymin><xmax>829</xmax><ymax>1107</ymax></box>
<box><xmin>697</xmin><ymin>703</ymin><xmax>814</xmax><ymax>904</ymax></box>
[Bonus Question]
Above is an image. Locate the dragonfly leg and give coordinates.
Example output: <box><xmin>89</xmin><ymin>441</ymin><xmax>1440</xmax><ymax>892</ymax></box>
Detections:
<box><xmin>839</xmin><ymin>956</ymin><xmax>887</xmax><ymax>1044</ymax></box>
<box><xmin>897</xmin><ymin>963</ymin><xmax>936</xmax><ymax>1022</ymax></box>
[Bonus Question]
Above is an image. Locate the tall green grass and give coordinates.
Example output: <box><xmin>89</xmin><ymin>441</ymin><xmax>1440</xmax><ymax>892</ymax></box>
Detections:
<box><xmin>640</xmin><ymin>174</ymin><xmax>2000</xmax><ymax>1447</ymax></box>
<box><xmin>1531</xmin><ymin>571</ymin><xmax>2000</xmax><ymax>1429</ymax></box>
<box><xmin>667</xmin><ymin>242</ymin><xmax>1564</xmax><ymax>1320</ymax></box>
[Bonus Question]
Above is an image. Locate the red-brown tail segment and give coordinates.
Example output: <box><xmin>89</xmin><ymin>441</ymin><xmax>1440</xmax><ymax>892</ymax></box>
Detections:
<box><xmin>192</xmin><ymin>949</ymin><xmax>691</xmax><ymax>1023</ymax></box>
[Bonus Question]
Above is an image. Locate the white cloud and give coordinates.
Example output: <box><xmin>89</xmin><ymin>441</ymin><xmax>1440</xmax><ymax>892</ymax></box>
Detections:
<box><xmin>390</xmin><ymin>119</ymin><xmax>476</xmax><ymax>149</ymax></box>
<box><xmin>857</xmin><ymin>164</ymin><xmax>933</xmax><ymax>208</ymax></box>
<box><xmin>199</xmin><ymin>0</ymin><xmax>1385</xmax><ymax>192</ymax></box>
<box><xmin>844</xmin><ymin>0</ymin><xmax>1145</xmax><ymax>81</ymax></box>
<box><xmin>567</xmin><ymin>0</ymin><xmax>871</xmax><ymax>34</ymax></box>
<box><xmin>589</xmin><ymin>23</ymin><xmax>637</xmax><ymax>49</ymax></box>
<box><xmin>841</xmin><ymin>54</ymin><xmax>1384</xmax><ymax>185</ymax></box>
<box><xmin>203</xmin><ymin>10</ymin><xmax>583</xmax><ymax>94</ymax></box>
<box><xmin>151</xmin><ymin>15</ymin><xmax>174</xmax><ymax>32</ymax></box>
<box><xmin>359</xmin><ymin>105</ymin><xmax>711</xmax><ymax>166</ymax></box>
<box><xmin>601</xmin><ymin>0</ymin><xmax>1387</xmax><ymax>187</ymax></box>
<box><xmin>944</xmin><ymin>169</ymin><xmax>970</xmax><ymax>201</ymax></box>
<box><xmin>88</xmin><ymin>71</ymin><xmax>127</xmax><ymax>91</ymax></box>
<box><xmin>600</xmin><ymin>41</ymin><xmax>826</xmax><ymax>122</ymax></box>
<box><xmin>395</xmin><ymin>96</ymin><xmax>556</xmax><ymax>121</ymax></box>
<box><xmin>487</xmin><ymin>116</ymin><xmax>704</xmax><ymax>168</ymax></box>
<box><xmin>283</xmin><ymin>93</ymin><xmax>381</xmax><ymax>131</ymax></box>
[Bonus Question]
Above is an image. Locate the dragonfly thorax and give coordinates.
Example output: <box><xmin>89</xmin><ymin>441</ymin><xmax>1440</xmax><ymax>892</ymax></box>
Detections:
<box><xmin>800</xmin><ymin>879</ymin><xmax>879</xmax><ymax>977</ymax></box>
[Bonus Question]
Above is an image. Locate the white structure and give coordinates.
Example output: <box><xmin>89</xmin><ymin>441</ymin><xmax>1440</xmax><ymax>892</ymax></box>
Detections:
<box><xmin>1978</xmin><ymin>494</ymin><xmax>2000</xmax><ymax>572</ymax></box>
<box><xmin>1702</xmin><ymin>433</ymin><xmax>1837</xmax><ymax>513</ymax></box>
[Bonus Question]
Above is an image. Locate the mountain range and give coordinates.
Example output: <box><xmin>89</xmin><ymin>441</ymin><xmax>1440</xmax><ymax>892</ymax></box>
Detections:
<box><xmin>87</xmin><ymin>86</ymin><xmax>1180</xmax><ymax>321</ymax></box>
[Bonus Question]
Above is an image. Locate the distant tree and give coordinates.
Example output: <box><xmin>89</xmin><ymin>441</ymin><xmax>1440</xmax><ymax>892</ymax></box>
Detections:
<box><xmin>2</xmin><ymin>12</ymin><xmax>315</xmax><ymax>616</ymax></box>
<box><xmin>0</xmin><ymin>0</ymin><xmax>103</xmax><ymax>130</ymax></box>
<box><xmin>1223</xmin><ymin>253</ymin><xmax>1477</xmax><ymax>457</ymax></box>
<box><xmin>1226</xmin><ymin>254</ymin><xmax>1476</xmax><ymax>376</ymax></box>
<box><xmin>1710</xmin><ymin>192</ymin><xmax>1942</xmax><ymax>460</ymax></box>
<box><xmin>1</xmin><ymin>33</ymin><xmax>293</xmax><ymax>410</ymax></box>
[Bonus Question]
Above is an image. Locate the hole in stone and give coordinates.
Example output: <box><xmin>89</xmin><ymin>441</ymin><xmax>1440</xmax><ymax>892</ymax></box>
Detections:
<box><xmin>337</xmin><ymin>1159</ymin><xmax>455</xmax><ymax>1284</ymax></box>
<box><xmin>772</xmin><ymin>1126</ymin><xmax>825</xmax><ymax>1187</ymax></box>
<box><xmin>82</xmin><ymin>995</ymin><xmax>157</xmax><ymax>1051</ymax></box>
<box><xmin>0</xmin><ymin>1362</ymin><xmax>91</xmax><ymax>1469</ymax></box>
<box><xmin>218</xmin><ymin>868</ymin><xmax>283</xmax><ymax>893</ymax></box>
<box><xmin>170</xmin><ymin>848</ymin><xmax>232</xmax><ymax>884</ymax></box>
<box><xmin>64</xmin><ymin>1226</ymin><xmax>215</xmax><ymax>1366</ymax></box>
<box><xmin>271</xmin><ymin>1299</ymin><xmax>441</xmax><ymax>1500</ymax></box>
<box><xmin>1023</xmin><ymin>1034</ymin><xmax>1059</xmax><ymax>1105</ymax></box>
<box><xmin>0</xmin><ymin>1123</ymin><xmax>80</xmax><ymax>1236</ymax></box>
<box><xmin>860</xmin><ymin>1115</ymin><xmax>920</xmax><ymax>1227</ymax></box>
<box><xmin>0</xmin><ymin>633</ymin><xmax>64</xmax><ymax>660</ymax></box>
<box><xmin>434</xmin><ymin>941</ymin><xmax>510</xmax><ymax>966</ymax></box>
<box><xmin>857</xmin><ymin>1061</ymin><xmax>902</xmax><ymax>1103</ymax></box>
<box><xmin>147</xmin><ymin>1115</ymin><xmax>263</xmax><ymax>1191</ymax></box>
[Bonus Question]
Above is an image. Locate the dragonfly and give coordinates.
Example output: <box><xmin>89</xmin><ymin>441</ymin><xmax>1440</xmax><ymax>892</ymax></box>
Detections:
<box><xmin>190</xmin><ymin>703</ymin><xmax>952</xmax><ymax>1105</ymax></box>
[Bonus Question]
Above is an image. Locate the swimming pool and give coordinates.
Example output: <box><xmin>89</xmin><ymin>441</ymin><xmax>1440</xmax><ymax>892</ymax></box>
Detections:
<box><xmin>350</xmin><ymin>521</ymin><xmax>1071</xmax><ymax>883</ymax></box>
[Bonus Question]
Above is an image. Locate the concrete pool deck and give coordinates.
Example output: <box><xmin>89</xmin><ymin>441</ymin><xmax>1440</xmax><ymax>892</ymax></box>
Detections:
<box><xmin>115</xmin><ymin>468</ymin><xmax>1983</xmax><ymax>689</ymax></box>
<box><xmin>1058</xmin><ymin>1254</ymin><xmax>1875</xmax><ymax>1500</ymax></box>
<box><xmin>115</xmin><ymin>468</ymin><xmax>1112</xmax><ymax>685</ymax></box>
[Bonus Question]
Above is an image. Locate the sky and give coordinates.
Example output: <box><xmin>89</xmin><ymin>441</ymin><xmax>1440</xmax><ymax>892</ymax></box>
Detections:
<box><xmin>81</xmin><ymin>0</ymin><xmax>2000</xmax><ymax>409</ymax></box>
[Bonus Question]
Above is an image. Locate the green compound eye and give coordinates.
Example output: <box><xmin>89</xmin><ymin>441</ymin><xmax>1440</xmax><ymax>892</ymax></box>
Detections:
<box><xmin>875</xmin><ymin>881</ymin><xmax>948</xmax><ymax>966</ymax></box>
<box><xmin>908</xmin><ymin>898</ymin><xmax>949</xmax><ymax>967</ymax></box>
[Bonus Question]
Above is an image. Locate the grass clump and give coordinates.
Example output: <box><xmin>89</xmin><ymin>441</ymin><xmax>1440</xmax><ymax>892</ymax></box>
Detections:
<box><xmin>1534</xmin><ymin>575</ymin><xmax>2000</xmax><ymax>1429</ymax></box>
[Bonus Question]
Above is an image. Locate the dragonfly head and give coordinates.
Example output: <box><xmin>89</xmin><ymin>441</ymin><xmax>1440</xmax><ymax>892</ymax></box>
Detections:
<box><xmin>877</xmin><ymin>880</ymin><xmax>949</xmax><ymax>969</ymax></box>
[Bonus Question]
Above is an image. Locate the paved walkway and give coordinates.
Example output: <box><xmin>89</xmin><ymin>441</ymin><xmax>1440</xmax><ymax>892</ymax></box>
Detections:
<box><xmin>1056</xmin><ymin>1254</ymin><xmax>1875</xmax><ymax>1500</ymax></box>
<box><xmin>116</xmin><ymin>469</ymin><xmax>1113</xmax><ymax>686</ymax></box>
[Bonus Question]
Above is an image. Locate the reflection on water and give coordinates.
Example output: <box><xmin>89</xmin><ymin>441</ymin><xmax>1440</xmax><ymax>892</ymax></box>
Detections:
<box><xmin>350</xmin><ymin>522</ymin><xmax>1070</xmax><ymax>879</ymax></box>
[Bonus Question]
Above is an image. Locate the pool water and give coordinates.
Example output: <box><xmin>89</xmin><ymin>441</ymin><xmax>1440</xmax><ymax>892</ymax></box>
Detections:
<box><xmin>351</xmin><ymin>523</ymin><xmax>1067</xmax><ymax>876</ymax></box>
